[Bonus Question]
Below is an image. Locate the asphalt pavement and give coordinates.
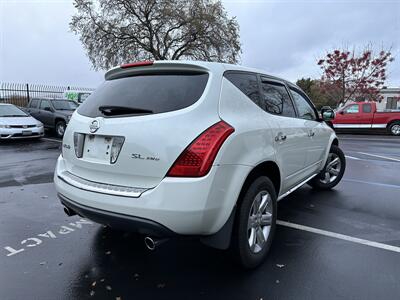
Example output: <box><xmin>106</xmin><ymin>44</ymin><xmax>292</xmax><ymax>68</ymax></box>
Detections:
<box><xmin>0</xmin><ymin>134</ymin><xmax>399</xmax><ymax>300</ymax></box>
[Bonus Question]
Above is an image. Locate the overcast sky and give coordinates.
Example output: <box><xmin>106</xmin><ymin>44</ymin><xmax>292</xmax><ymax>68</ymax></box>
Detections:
<box><xmin>0</xmin><ymin>0</ymin><xmax>399</xmax><ymax>89</ymax></box>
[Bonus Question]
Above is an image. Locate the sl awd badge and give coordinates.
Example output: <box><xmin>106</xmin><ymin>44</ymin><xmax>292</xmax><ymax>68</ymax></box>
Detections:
<box><xmin>132</xmin><ymin>153</ymin><xmax>160</xmax><ymax>161</ymax></box>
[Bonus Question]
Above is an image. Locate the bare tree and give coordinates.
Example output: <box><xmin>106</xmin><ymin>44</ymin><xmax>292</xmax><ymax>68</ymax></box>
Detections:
<box><xmin>70</xmin><ymin>0</ymin><xmax>241</xmax><ymax>70</ymax></box>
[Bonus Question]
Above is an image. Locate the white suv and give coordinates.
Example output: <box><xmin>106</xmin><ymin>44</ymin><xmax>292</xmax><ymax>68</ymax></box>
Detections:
<box><xmin>54</xmin><ymin>61</ymin><xmax>345</xmax><ymax>268</ymax></box>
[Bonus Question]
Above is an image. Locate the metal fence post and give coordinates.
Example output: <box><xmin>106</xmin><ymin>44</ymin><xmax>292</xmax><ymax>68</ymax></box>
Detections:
<box><xmin>26</xmin><ymin>83</ymin><xmax>30</xmax><ymax>105</ymax></box>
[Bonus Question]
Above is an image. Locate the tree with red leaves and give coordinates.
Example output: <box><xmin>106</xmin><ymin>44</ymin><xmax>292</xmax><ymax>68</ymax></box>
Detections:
<box><xmin>317</xmin><ymin>47</ymin><xmax>394</xmax><ymax>106</ymax></box>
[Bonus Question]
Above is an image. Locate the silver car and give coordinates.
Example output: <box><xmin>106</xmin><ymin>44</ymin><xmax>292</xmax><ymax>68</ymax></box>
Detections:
<box><xmin>0</xmin><ymin>103</ymin><xmax>44</xmax><ymax>139</ymax></box>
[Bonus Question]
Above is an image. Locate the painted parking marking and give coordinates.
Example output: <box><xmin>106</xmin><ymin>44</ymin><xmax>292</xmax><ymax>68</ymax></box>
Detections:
<box><xmin>339</xmin><ymin>137</ymin><xmax>400</xmax><ymax>142</ymax></box>
<box><xmin>3</xmin><ymin>219</ymin><xmax>93</xmax><ymax>257</ymax></box>
<box><xmin>277</xmin><ymin>220</ymin><xmax>400</xmax><ymax>254</ymax></box>
<box><xmin>345</xmin><ymin>155</ymin><xmax>361</xmax><ymax>160</ymax></box>
<box><xmin>42</xmin><ymin>137</ymin><xmax>62</xmax><ymax>143</ymax></box>
<box><xmin>343</xmin><ymin>178</ymin><xmax>400</xmax><ymax>189</ymax></box>
<box><xmin>358</xmin><ymin>152</ymin><xmax>400</xmax><ymax>162</ymax></box>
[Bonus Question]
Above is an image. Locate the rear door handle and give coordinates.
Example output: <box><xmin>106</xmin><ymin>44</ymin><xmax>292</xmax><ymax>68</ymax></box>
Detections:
<box><xmin>275</xmin><ymin>133</ymin><xmax>287</xmax><ymax>142</ymax></box>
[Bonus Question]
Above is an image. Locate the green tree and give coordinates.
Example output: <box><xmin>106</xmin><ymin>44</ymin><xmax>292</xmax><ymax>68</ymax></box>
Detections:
<box><xmin>296</xmin><ymin>78</ymin><xmax>338</xmax><ymax>109</ymax></box>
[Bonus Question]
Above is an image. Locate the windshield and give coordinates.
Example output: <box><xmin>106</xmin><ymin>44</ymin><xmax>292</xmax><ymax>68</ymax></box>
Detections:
<box><xmin>0</xmin><ymin>105</ymin><xmax>28</xmax><ymax>117</ymax></box>
<box><xmin>78</xmin><ymin>72</ymin><xmax>209</xmax><ymax>118</ymax></box>
<box><xmin>51</xmin><ymin>100</ymin><xmax>78</xmax><ymax>110</ymax></box>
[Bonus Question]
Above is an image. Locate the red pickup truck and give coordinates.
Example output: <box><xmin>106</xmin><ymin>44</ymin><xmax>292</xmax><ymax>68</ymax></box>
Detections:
<box><xmin>331</xmin><ymin>102</ymin><xmax>400</xmax><ymax>136</ymax></box>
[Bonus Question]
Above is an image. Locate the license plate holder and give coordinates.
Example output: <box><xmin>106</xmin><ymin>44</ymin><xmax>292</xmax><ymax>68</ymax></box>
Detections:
<box><xmin>22</xmin><ymin>130</ymin><xmax>32</xmax><ymax>136</ymax></box>
<box><xmin>82</xmin><ymin>135</ymin><xmax>113</xmax><ymax>163</ymax></box>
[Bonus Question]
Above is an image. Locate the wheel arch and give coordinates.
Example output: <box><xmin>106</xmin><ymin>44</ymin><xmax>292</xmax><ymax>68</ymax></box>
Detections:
<box><xmin>387</xmin><ymin>119</ymin><xmax>400</xmax><ymax>129</ymax></box>
<box><xmin>331</xmin><ymin>137</ymin><xmax>339</xmax><ymax>147</ymax></box>
<box><xmin>200</xmin><ymin>160</ymin><xmax>281</xmax><ymax>250</ymax></box>
<box><xmin>238</xmin><ymin>160</ymin><xmax>281</xmax><ymax>202</ymax></box>
<box><xmin>55</xmin><ymin>117</ymin><xmax>66</xmax><ymax>127</ymax></box>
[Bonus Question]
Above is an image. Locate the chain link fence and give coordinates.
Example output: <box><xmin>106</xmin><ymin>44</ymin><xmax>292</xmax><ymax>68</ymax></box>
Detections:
<box><xmin>0</xmin><ymin>83</ymin><xmax>94</xmax><ymax>107</ymax></box>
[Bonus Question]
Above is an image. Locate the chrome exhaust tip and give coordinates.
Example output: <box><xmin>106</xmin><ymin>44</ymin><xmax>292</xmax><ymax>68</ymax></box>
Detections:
<box><xmin>144</xmin><ymin>237</ymin><xmax>168</xmax><ymax>251</ymax></box>
<box><xmin>63</xmin><ymin>206</ymin><xmax>77</xmax><ymax>217</ymax></box>
<box><xmin>144</xmin><ymin>236</ymin><xmax>156</xmax><ymax>251</ymax></box>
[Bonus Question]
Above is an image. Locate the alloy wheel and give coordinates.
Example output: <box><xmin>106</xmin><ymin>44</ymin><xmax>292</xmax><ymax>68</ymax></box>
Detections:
<box><xmin>320</xmin><ymin>153</ymin><xmax>341</xmax><ymax>184</ymax></box>
<box><xmin>247</xmin><ymin>191</ymin><xmax>272</xmax><ymax>253</ymax></box>
<box><xmin>57</xmin><ymin>123</ymin><xmax>65</xmax><ymax>137</ymax></box>
<box><xmin>391</xmin><ymin>124</ymin><xmax>400</xmax><ymax>136</ymax></box>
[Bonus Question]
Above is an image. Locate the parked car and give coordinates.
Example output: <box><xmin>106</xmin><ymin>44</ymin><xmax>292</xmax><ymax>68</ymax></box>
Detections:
<box><xmin>332</xmin><ymin>102</ymin><xmax>400</xmax><ymax>136</ymax></box>
<box><xmin>26</xmin><ymin>98</ymin><xmax>78</xmax><ymax>138</ymax></box>
<box><xmin>0</xmin><ymin>103</ymin><xmax>44</xmax><ymax>139</ymax></box>
<box><xmin>55</xmin><ymin>61</ymin><xmax>345</xmax><ymax>268</ymax></box>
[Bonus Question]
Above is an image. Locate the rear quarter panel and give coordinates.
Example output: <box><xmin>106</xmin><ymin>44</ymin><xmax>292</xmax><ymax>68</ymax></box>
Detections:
<box><xmin>216</xmin><ymin>77</ymin><xmax>277</xmax><ymax>169</ymax></box>
<box><xmin>373</xmin><ymin>112</ymin><xmax>400</xmax><ymax>125</ymax></box>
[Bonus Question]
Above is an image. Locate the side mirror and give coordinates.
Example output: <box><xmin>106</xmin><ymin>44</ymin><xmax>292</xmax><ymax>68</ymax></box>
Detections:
<box><xmin>339</xmin><ymin>110</ymin><xmax>344</xmax><ymax>115</ymax></box>
<box><xmin>321</xmin><ymin>106</ymin><xmax>335</xmax><ymax>121</ymax></box>
<box><xmin>44</xmin><ymin>107</ymin><xmax>52</xmax><ymax>112</ymax></box>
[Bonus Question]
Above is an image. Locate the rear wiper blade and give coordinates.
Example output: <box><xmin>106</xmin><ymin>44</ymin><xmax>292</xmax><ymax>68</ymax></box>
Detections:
<box><xmin>98</xmin><ymin>106</ymin><xmax>153</xmax><ymax>116</ymax></box>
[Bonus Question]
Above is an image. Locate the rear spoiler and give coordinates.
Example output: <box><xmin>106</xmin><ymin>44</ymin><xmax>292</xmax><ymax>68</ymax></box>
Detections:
<box><xmin>105</xmin><ymin>61</ymin><xmax>210</xmax><ymax>81</ymax></box>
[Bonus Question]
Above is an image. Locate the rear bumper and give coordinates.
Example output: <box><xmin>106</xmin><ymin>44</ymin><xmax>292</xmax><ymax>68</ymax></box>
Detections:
<box><xmin>54</xmin><ymin>155</ymin><xmax>250</xmax><ymax>235</ymax></box>
<box><xmin>59</xmin><ymin>193</ymin><xmax>175</xmax><ymax>237</ymax></box>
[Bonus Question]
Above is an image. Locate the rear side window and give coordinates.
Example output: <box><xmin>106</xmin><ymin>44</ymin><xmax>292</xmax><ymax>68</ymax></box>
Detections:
<box><xmin>260</xmin><ymin>81</ymin><xmax>296</xmax><ymax>117</ymax></box>
<box><xmin>40</xmin><ymin>100</ymin><xmax>51</xmax><ymax>110</ymax></box>
<box><xmin>78</xmin><ymin>72</ymin><xmax>209</xmax><ymax>118</ymax></box>
<box><xmin>224</xmin><ymin>72</ymin><xmax>261</xmax><ymax>107</ymax></box>
<box><xmin>29</xmin><ymin>99</ymin><xmax>39</xmax><ymax>108</ymax></box>
<box><xmin>363</xmin><ymin>103</ymin><xmax>372</xmax><ymax>113</ymax></box>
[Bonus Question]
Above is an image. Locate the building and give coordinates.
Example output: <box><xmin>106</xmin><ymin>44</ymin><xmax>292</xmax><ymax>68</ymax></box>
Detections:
<box><xmin>376</xmin><ymin>87</ymin><xmax>400</xmax><ymax>111</ymax></box>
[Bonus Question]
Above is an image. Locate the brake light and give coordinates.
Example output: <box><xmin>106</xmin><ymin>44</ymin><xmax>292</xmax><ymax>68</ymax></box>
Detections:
<box><xmin>167</xmin><ymin>121</ymin><xmax>234</xmax><ymax>177</ymax></box>
<box><xmin>120</xmin><ymin>61</ymin><xmax>154</xmax><ymax>68</ymax></box>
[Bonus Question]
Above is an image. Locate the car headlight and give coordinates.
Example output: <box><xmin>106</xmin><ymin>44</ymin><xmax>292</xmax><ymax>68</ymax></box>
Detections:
<box><xmin>37</xmin><ymin>123</ymin><xmax>44</xmax><ymax>128</ymax></box>
<box><xmin>0</xmin><ymin>125</ymin><xmax>10</xmax><ymax>128</ymax></box>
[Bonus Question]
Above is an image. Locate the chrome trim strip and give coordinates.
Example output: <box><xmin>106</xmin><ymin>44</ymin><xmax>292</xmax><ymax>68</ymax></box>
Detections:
<box><xmin>278</xmin><ymin>173</ymin><xmax>318</xmax><ymax>201</ymax></box>
<box><xmin>333</xmin><ymin>124</ymin><xmax>387</xmax><ymax>129</ymax></box>
<box><xmin>371</xmin><ymin>124</ymin><xmax>387</xmax><ymax>129</ymax></box>
<box><xmin>58</xmin><ymin>171</ymin><xmax>148</xmax><ymax>198</ymax></box>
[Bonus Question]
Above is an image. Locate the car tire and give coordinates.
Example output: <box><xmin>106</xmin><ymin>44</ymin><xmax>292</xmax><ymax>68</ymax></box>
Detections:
<box><xmin>55</xmin><ymin>120</ymin><xmax>66</xmax><ymax>138</ymax></box>
<box><xmin>231</xmin><ymin>176</ymin><xmax>277</xmax><ymax>269</ymax></box>
<box><xmin>308</xmin><ymin>145</ymin><xmax>346</xmax><ymax>190</ymax></box>
<box><xmin>388</xmin><ymin>121</ymin><xmax>400</xmax><ymax>136</ymax></box>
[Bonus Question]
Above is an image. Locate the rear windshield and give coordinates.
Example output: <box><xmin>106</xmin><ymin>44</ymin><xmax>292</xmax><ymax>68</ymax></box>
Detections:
<box><xmin>78</xmin><ymin>72</ymin><xmax>209</xmax><ymax>118</ymax></box>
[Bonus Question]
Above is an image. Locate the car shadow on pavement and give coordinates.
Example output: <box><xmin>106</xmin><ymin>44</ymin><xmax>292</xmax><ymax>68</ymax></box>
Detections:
<box><xmin>69</xmin><ymin>224</ymin><xmax>288</xmax><ymax>299</ymax></box>
<box><xmin>69</xmin><ymin>226</ymin><xmax>234</xmax><ymax>299</ymax></box>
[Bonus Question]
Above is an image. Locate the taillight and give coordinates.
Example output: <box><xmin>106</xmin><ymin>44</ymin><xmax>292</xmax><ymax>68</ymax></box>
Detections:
<box><xmin>110</xmin><ymin>136</ymin><xmax>125</xmax><ymax>164</ymax></box>
<box><xmin>73</xmin><ymin>133</ymin><xmax>85</xmax><ymax>158</ymax></box>
<box><xmin>167</xmin><ymin>121</ymin><xmax>234</xmax><ymax>177</ymax></box>
<box><xmin>120</xmin><ymin>61</ymin><xmax>153</xmax><ymax>68</ymax></box>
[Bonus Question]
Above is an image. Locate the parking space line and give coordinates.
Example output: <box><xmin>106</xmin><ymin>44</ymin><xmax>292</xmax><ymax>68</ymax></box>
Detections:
<box><xmin>339</xmin><ymin>137</ymin><xmax>400</xmax><ymax>142</ymax></box>
<box><xmin>343</xmin><ymin>178</ymin><xmax>400</xmax><ymax>189</ymax></box>
<box><xmin>345</xmin><ymin>155</ymin><xmax>361</xmax><ymax>160</ymax></box>
<box><xmin>42</xmin><ymin>137</ymin><xmax>62</xmax><ymax>143</ymax></box>
<box><xmin>277</xmin><ymin>220</ymin><xmax>400</xmax><ymax>253</ymax></box>
<box><xmin>358</xmin><ymin>152</ymin><xmax>400</xmax><ymax>162</ymax></box>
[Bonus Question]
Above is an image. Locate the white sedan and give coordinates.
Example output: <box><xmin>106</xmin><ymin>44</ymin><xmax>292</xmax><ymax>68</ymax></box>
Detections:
<box><xmin>0</xmin><ymin>103</ymin><xmax>44</xmax><ymax>139</ymax></box>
